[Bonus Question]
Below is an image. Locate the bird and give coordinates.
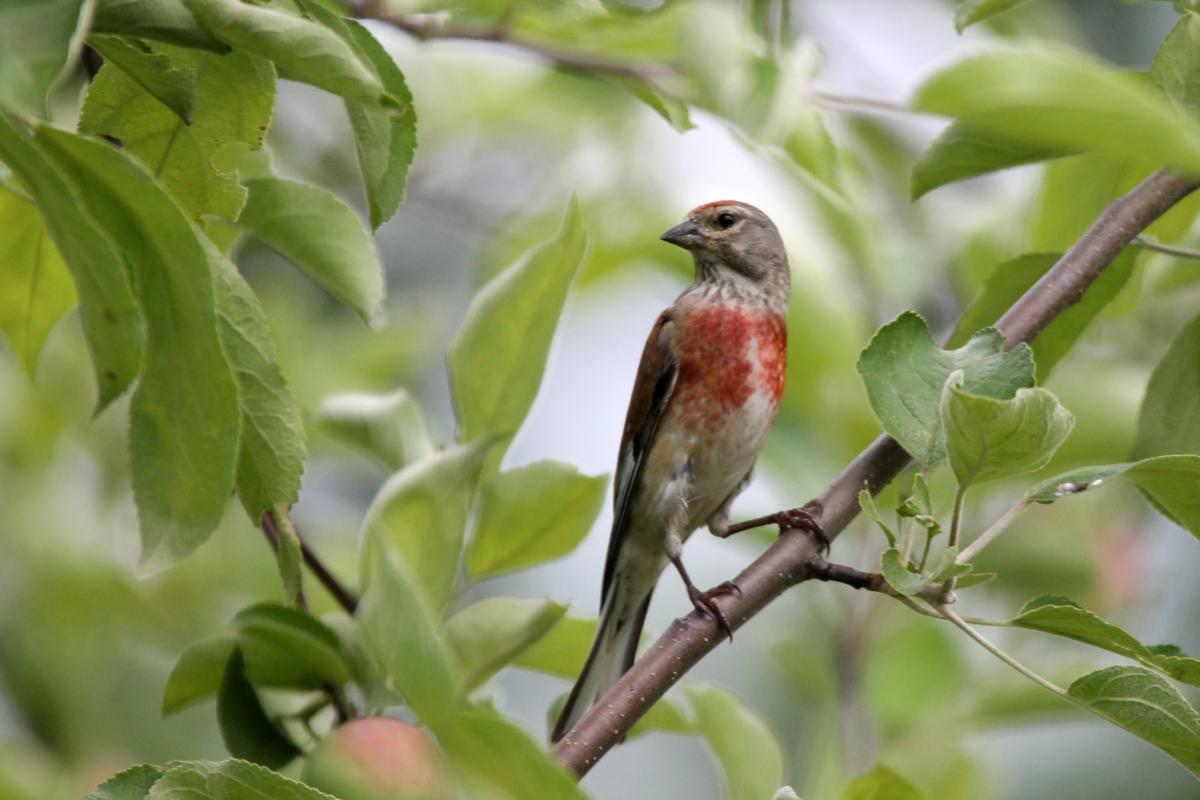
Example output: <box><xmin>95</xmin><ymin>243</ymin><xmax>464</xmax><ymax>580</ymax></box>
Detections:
<box><xmin>551</xmin><ymin>200</ymin><xmax>819</xmax><ymax>743</ymax></box>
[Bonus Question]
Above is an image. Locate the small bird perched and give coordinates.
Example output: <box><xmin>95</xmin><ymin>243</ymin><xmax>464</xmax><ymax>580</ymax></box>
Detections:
<box><xmin>551</xmin><ymin>200</ymin><xmax>804</xmax><ymax>743</ymax></box>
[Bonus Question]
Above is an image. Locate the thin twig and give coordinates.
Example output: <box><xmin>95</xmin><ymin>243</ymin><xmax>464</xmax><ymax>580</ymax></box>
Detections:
<box><xmin>262</xmin><ymin>511</ymin><xmax>359</xmax><ymax>614</ymax></box>
<box><xmin>1133</xmin><ymin>234</ymin><xmax>1200</xmax><ymax>260</ymax></box>
<box><xmin>957</xmin><ymin>496</ymin><xmax>1028</xmax><ymax>564</ymax></box>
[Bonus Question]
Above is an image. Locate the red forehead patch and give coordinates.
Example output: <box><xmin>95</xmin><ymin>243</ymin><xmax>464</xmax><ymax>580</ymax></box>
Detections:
<box><xmin>694</xmin><ymin>199</ymin><xmax>740</xmax><ymax>211</ymax></box>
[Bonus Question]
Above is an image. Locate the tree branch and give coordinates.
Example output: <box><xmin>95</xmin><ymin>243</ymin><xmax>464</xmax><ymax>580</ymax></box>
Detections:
<box><xmin>553</xmin><ymin>169</ymin><xmax>1199</xmax><ymax>775</ymax></box>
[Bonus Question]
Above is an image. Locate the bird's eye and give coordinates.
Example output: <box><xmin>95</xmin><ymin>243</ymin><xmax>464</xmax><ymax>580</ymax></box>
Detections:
<box><xmin>717</xmin><ymin>212</ymin><xmax>737</xmax><ymax>229</ymax></box>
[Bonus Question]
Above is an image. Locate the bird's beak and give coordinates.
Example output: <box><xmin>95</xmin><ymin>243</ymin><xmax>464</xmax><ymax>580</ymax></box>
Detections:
<box><xmin>660</xmin><ymin>219</ymin><xmax>701</xmax><ymax>249</ymax></box>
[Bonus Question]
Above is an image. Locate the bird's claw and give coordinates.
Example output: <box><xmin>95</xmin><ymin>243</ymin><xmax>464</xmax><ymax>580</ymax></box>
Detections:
<box><xmin>775</xmin><ymin>500</ymin><xmax>829</xmax><ymax>553</ymax></box>
<box><xmin>686</xmin><ymin>583</ymin><xmax>737</xmax><ymax>642</ymax></box>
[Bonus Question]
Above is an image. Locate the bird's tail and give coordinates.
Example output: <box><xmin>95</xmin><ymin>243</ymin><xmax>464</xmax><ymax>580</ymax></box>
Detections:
<box><xmin>550</xmin><ymin>586</ymin><xmax>652</xmax><ymax>743</ymax></box>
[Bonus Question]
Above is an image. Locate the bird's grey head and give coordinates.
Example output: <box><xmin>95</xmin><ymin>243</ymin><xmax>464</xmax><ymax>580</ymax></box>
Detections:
<box><xmin>660</xmin><ymin>200</ymin><xmax>790</xmax><ymax>300</ymax></box>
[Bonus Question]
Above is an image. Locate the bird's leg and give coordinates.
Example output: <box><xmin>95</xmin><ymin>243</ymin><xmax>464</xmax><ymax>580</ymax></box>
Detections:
<box><xmin>707</xmin><ymin>469</ymin><xmax>753</xmax><ymax>539</ymax></box>
<box><xmin>669</xmin><ymin>554</ymin><xmax>736</xmax><ymax>642</ymax></box>
<box><xmin>723</xmin><ymin>499</ymin><xmax>829</xmax><ymax>552</ymax></box>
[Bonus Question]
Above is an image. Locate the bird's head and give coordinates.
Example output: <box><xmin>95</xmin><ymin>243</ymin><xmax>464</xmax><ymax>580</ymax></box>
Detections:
<box><xmin>660</xmin><ymin>201</ymin><xmax>789</xmax><ymax>294</ymax></box>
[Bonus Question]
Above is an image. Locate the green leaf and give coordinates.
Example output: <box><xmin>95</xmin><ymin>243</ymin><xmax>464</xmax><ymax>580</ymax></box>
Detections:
<box><xmin>913</xmin><ymin>46</ymin><xmax>1200</xmax><ymax>173</ymax></box>
<box><xmin>162</xmin><ymin>635</ymin><xmax>236</xmax><ymax>715</ymax></box>
<box><xmin>446</xmin><ymin>597</ymin><xmax>567</xmax><ymax>691</ymax></box>
<box><xmin>512</xmin><ymin>615</ymin><xmax>598</xmax><ymax>678</ymax></box>
<box><xmin>357</xmin><ymin>552</ymin><xmax>460</xmax><ymax>721</ymax></box>
<box><xmin>93</xmin><ymin>0</ymin><xmax>226</xmax><ymax>51</ymax></box>
<box><xmin>948</xmin><ymin>251</ymin><xmax>1135</xmax><ymax>381</ymax></box>
<box><xmin>79</xmin><ymin>47</ymin><xmax>276</xmax><ymax>221</ymax></box>
<box><xmin>927</xmin><ymin>547</ymin><xmax>971</xmax><ymax>582</ymax></box>
<box><xmin>610</xmin><ymin>75</ymin><xmax>695</xmax><ymax>132</ymax></box>
<box><xmin>880</xmin><ymin>548</ymin><xmax>928</xmax><ymax>596</ymax></box>
<box><xmin>216</xmin><ymin>648</ymin><xmax>300</xmax><ymax>768</ymax></box>
<box><xmin>686</xmin><ymin>682</ymin><xmax>784</xmax><ymax>800</ymax></box>
<box><xmin>0</xmin><ymin>0</ymin><xmax>90</xmax><ymax>116</ymax></box>
<box><xmin>87</xmin><ymin>764</ymin><xmax>164</xmax><ymax>800</ymax></box>
<box><xmin>361</xmin><ymin>440</ymin><xmax>495</xmax><ymax>608</ymax></box>
<box><xmin>858</xmin><ymin>489</ymin><xmax>896</xmax><ymax>546</ymax></box>
<box><xmin>36</xmin><ymin>126</ymin><xmax>242</xmax><ymax>567</ymax></box>
<box><xmin>1149</xmin><ymin>11</ymin><xmax>1200</xmax><ymax>115</ymax></box>
<box><xmin>86</xmin><ymin>35</ymin><xmax>199</xmax><ymax>123</ymax></box>
<box><xmin>0</xmin><ymin>113</ymin><xmax>143</xmax><ymax>410</ymax></box>
<box><xmin>235</xmin><ymin>177</ymin><xmax>383</xmax><ymax>320</ymax></box>
<box><xmin>146</xmin><ymin>759</ymin><xmax>337</xmax><ymax>800</ymax></box>
<box><xmin>953</xmin><ymin>0</ymin><xmax>1032</xmax><ymax>32</ymax></box>
<box><xmin>953</xmin><ymin>571</ymin><xmax>997</xmax><ymax>588</ymax></box>
<box><xmin>272</xmin><ymin>508</ymin><xmax>303</xmax><ymax>603</ymax></box>
<box><xmin>1135</xmin><ymin>312</ymin><xmax>1200</xmax><ymax>460</ymax></box>
<box><xmin>630</xmin><ymin>693</ymin><xmax>696</xmax><ymax>738</ymax></box>
<box><xmin>296</xmin><ymin>3</ymin><xmax>416</xmax><ymax>229</ymax></box>
<box><xmin>840</xmin><ymin>763</ymin><xmax>926</xmax><ymax>800</ymax></box>
<box><xmin>943</xmin><ymin>384</ymin><xmax>1074</xmax><ymax>488</ymax></box>
<box><xmin>209</xmin><ymin>251</ymin><xmax>306</xmax><ymax>520</ymax></box>
<box><xmin>0</xmin><ymin>189</ymin><xmax>76</xmax><ymax>376</ymax></box>
<box><xmin>1068</xmin><ymin>666</ymin><xmax>1200</xmax><ymax>777</ymax></box>
<box><xmin>856</xmin><ymin>311</ymin><xmax>1035</xmax><ymax>466</ymax></box>
<box><xmin>181</xmin><ymin>0</ymin><xmax>391</xmax><ymax>106</ymax></box>
<box><xmin>233</xmin><ymin>602</ymin><xmax>349</xmax><ymax>689</ymax></box>
<box><xmin>912</xmin><ymin>121</ymin><xmax>1066</xmax><ymax>199</ymax></box>
<box><xmin>315</xmin><ymin>388</ymin><xmax>434</xmax><ymax>471</ymax></box>
<box><xmin>448</xmin><ymin>198</ymin><xmax>588</xmax><ymax>450</ymax></box>
<box><xmin>468</xmin><ymin>460</ymin><xmax>608</xmax><ymax>579</ymax></box>
<box><xmin>1027</xmin><ymin>463</ymin><xmax>1135</xmax><ymax>503</ymax></box>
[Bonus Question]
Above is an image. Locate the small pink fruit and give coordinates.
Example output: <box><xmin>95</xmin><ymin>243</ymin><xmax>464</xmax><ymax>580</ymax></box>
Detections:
<box><xmin>302</xmin><ymin>717</ymin><xmax>452</xmax><ymax>800</ymax></box>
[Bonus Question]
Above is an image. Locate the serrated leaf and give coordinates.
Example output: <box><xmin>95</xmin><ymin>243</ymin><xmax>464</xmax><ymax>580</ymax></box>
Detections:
<box><xmin>0</xmin><ymin>188</ymin><xmax>76</xmax><ymax>377</ymax></box>
<box><xmin>948</xmin><ymin>251</ymin><xmax>1134</xmax><ymax>381</ymax></box>
<box><xmin>1135</xmin><ymin>312</ymin><xmax>1200</xmax><ymax>460</ymax></box>
<box><xmin>468</xmin><ymin>460</ymin><xmax>608</xmax><ymax>579</ymax></box>
<box><xmin>360</xmin><ymin>440</ymin><xmax>495</xmax><ymax>608</ymax></box>
<box><xmin>162</xmin><ymin>635</ymin><xmax>236</xmax><ymax>715</ymax></box>
<box><xmin>79</xmin><ymin>46</ymin><xmax>275</xmax><ymax>222</ymax></box>
<box><xmin>913</xmin><ymin>45</ymin><xmax>1200</xmax><ymax>173</ymax></box>
<box><xmin>181</xmin><ymin>0</ymin><xmax>391</xmax><ymax>106</ymax></box>
<box><xmin>446</xmin><ymin>597</ymin><xmax>567</xmax><ymax>691</ymax></box>
<box><xmin>93</xmin><ymin>0</ymin><xmax>226</xmax><ymax>51</ymax></box>
<box><xmin>448</xmin><ymin>198</ymin><xmax>588</xmax><ymax>452</ymax></box>
<box><xmin>943</xmin><ymin>384</ymin><xmax>1074</xmax><ymax>488</ymax></box>
<box><xmin>840</xmin><ymin>763</ymin><xmax>926</xmax><ymax>800</ymax></box>
<box><xmin>36</xmin><ymin>126</ymin><xmax>242</xmax><ymax>568</ymax></box>
<box><xmin>686</xmin><ymin>682</ymin><xmax>784</xmax><ymax>800</ymax></box>
<box><xmin>1068</xmin><ymin>666</ymin><xmax>1200</xmax><ymax>777</ymax></box>
<box><xmin>0</xmin><ymin>0</ymin><xmax>90</xmax><ymax>116</ymax></box>
<box><xmin>0</xmin><ymin>113</ymin><xmax>143</xmax><ymax>410</ymax></box>
<box><xmin>512</xmin><ymin>615</ymin><xmax>597</xmax><ymax>678</ymax></box>
<box><xmin>856</xmin><ymin>311</ymin><xmax>1035</xmax><ymax>466</ymax></box>
<box><xmin>235</xmin><ymin>177</ymin><xmax>383</xmax><ymax>320</ymax></box>
<box><xmin>911</xmin><ymin>122</ymin><xmax>1066</xmax><ymax>198</ymax></box>
<box><xmin>233</xmin><ymin>602</ymin><xmax>349</xmax><ymax>689</ymax></box>
<box><xmin>146</xmin><ymin>759</ymin><xmax>336</xmax><ymax>800</ymax></box>
<box><xmin>315</xmin><ymin>389</ymin><xmax>434</xmax><ymax>471</ymax></box>
<box><xmin>858</xmin><ymin>490</ymin><xmax>896</xmax><ymax>546</ymax></box>
<box><xmin>87</xmin><ymin>35</ymin><xmax>199</xmax><ymax>123</ymax></box>
<box><xmin>87</xmin><ymin>764</ymin><xmax>164</xmax><ymax>800</ymax></box>
<box><xmin>1149</xmin><ymin>11</ymin><xmax>1200</xmax><ymax>115</ymax></box>
<box><xmin>953</xmin><ymin>0</ymin><xmax>1033</xmax><ymax>32</ymax></box>
<box><xmin>216</xmin><ymin>648</ymin><xmax>300</xmax><ymax>768</ymax></box>
<box><xmin>880</xmin><ymin>548</ymin><xmax>927</xmax><ymax>596</ymax></box>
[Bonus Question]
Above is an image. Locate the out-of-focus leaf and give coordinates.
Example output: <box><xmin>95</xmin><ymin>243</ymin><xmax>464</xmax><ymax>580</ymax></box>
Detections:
<box><xmin>609</xmin><ymin>76</ymin><xmax>694</xmax><ymax>131</ymax></box>
<box><xmin>0</xmin><ymin>113</ymin><xmax>143</xmax><ymax>410</ymax></box>
<box><xmin>315</xmin><ymin>389</ymin><xmax>434</xmax><ymax>470</ymax></box>
<box><xmin>948</xmin><ymin>251</ymin><xmax>1134</xmax><ymax>381</ymax></box>
<box><xmin>86</xmin><ymin>35</ymin><xmax>199</xmax><ymax>123</ymax></box>
<box><xmin>1149</xmin><ymin>11</ymin><xmax>1200</xmax><ymax>115</ymax></box>
<box><xmin>513</xmin><ymin>615</ymin><xmax>597</xmax><ymax>678</ymax></box>
<box><xmin>87</xmin><ymin>764</ymin><xmax>164</xmax><ymax>800</ymax></box>
<box><xmin>840</xmin><ymin>763</ymin><xmax>926</xmax><ymax>799</ymax></box>
<box><xmin>446</xmin><ymin>597</ymin><xmax>567</xmax><ymax>691</ymax></box>
<box><xmin>93</xmin><ymin>0</ymin><xmax>225</xmax><ymax>51</ymax></box>
<box><xmin>209</xmin><ymin>248</ymin><xmax>305</xmax><ymax>519</ymax></box>
<box><xmin>235</xmin><ymin>177</ymin><xmax>383</xmax><ymax>320</ymax></box>
<box><xmin>911</xmin><ymin>121</ymin><xmax>1066</xmax><ymax>199</ymax></box>
<box><xmin>686</xmin><ymin>682</ymin><xmax>784</xmax><ymax>800</ymax></box>
<box><xmin>162</xmin><ymin>635</ymin><xmax>236</xmax><ymax>715</ymax></box>
<box><xmin>953</xmin><ymin>0</ymin><xmax>1033</xmax><ymax>32</ymax></box>
<box><xmin>856</xmin><ymin>311</ymin><xmax>1035</xmax><ymax>466</ymax></box>
<box><xmin>1135</xmin><ymin>312</ymin><xmax>1200</xmax><ymax>460</ymax></box>
<box><xmin>37</xmin><ymin>127</ymin><xmax>241</xmax><ymax>567</ymax></box>
<box><xmin>146</xmin><ymin>759</ymin><xmax>336</xmax><ymax>799</ymax></box>
<box><xmin>233</xmin><ymin>602</ymin><xmax>349</xmax><ymax>689</ymax></box>
<box><xmin>448</xmin><ymin>198</ymin><xmax>588</xmax><ymax>451</ymax></box>
<box><xmin>913</xmin><ymin>46</ymin><xmax>1200</xmax><ymax>173</ymax></box>
<box><xmin>216</xmin><ymin>649</ymin><xmax>301</xmax><ymax>768</ymax></box>
<box><xmin>361</xmin><ymin>440</ymin><xmax>495</xmax><ymax>608</ymax></box>
<box><xmin>468</xmin><ymin>460</ymin><xmax>608</xmax><ymax>579</ymax></box>
<box><xmin>79</xmin><ymin>47</ymin><xmax>275</xmax><ymax>221</ymax></box>
<box><xmin>881</xmin><ymin>548</ymin><xmax>927</xmax><ymax>596</ymax></box>
<box><xmin>630</xmin><ymin>693</ymin><xmax>696</xmax><ymax>738</ymax></box>
<box><xmin>181</xmin><ymin>0</ymin><xmax>392</xmax><ymax>106</ymax></box>
<box><xmin>858</xmin><ymin>490</ymin><xmax>896</xmax><ymax>546</ymax></box>
<box><xmin>0</xmin><ymin>189</ymin><xmax>75</xmax><ymax>377</ymax></box>
<box><xmin>1068</xmin><ymin>666</ymin><xmax>1200</xmax><ymax>777</ymax></box>
<box><xmin>358</xmin><ymin>553</ymin><xmax>460</xmax><ymax>720</ymax></box>
<box><xmin>0</xmin><ymin>0</ymin><xmax>90</xmax><ymax>115</ymax></box>
<box><xmin>943</xmin><ymin>384</ymin><xmax>1074</xmax><ymax>488</ymax></box>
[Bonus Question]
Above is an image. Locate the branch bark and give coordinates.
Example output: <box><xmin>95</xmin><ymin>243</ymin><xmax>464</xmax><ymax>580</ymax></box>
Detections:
<box><xmin>553</xmin><ymin>169</ymin><xmax>1199</xmax><ymax>775</ymax></box>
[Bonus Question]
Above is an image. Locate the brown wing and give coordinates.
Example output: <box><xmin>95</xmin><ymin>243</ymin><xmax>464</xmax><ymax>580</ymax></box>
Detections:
<box><xmin>600</xmin><ymin>309</ymin><xmax>677</xmax><ymax>605</ymax></box>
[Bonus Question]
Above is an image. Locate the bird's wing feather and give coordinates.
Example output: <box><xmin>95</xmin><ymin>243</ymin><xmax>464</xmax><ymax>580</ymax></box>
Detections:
<box><xmin>601</xmin><ymin>309</ymin><xmax>677</xmax><ymax>604</ymax></box>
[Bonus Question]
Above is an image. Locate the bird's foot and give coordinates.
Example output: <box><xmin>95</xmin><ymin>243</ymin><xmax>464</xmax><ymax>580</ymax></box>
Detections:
<box><xmin>775</xmin><ymin>500</ymin><xmax>829</xmax><ymax>553</ymax></box>
<box><xmin>685</xmin><ymin>582</ymin><xmax>736</xmax><ymax>642</ymax></box>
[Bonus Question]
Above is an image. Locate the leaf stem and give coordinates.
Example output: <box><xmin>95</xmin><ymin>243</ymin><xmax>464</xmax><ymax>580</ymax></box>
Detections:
<box><xmin>261</xmin><ymin>512</ymin><xmax>359</xmax><ymax>613</ymax></box>
<box><xmin>956</xmin><ymin>495</ymin><xmax>1028</xmax><ymax>564</ymax></box>
<box><xmin>1133</xmin><ymin>234</ymin><xmax>1200</xmax><ymax>260</ymax></box>
<box><xmin>935</xmin><ymin>604</ymin><xmax>1071</xmax><ymax>699</ymax></box>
